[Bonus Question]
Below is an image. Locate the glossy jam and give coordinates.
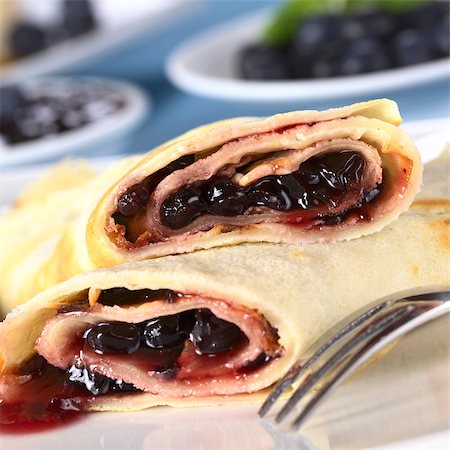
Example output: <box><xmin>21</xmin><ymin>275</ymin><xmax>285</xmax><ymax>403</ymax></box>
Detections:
<box><xmin>161</xmin><ymin>151</ymin><xmax>372</xmax><ymax>229</ymax></box>
<box><xmin>1</xmin><ymin>291</ymin><xmax>275</xmax><ymax>433</ymax></box>
<box><xmin>83</xmin><ymin>309</ymin><xmax>246</xmax><ymax>359</ymax></box>
<box><xmin>0</xmin><ymin>356</ymin><xmax>86</xmax><ymax>434</ymax></box>
<box><xmin>115</xmin><ymin>155</ymin><xmax>195</xmax><ymax>218</ymax></box>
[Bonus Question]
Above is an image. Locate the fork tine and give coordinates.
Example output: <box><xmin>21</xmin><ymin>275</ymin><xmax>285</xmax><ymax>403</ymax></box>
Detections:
<box><xmin>290</xmin><ymin>300</ymin><xmax>448</xmax><ymax>429</ymax></box>
<box><xmin>275</xmin><ymin>303</ymin><xmax>416</xmax><ymax>423</ymax></box>
<box><xmin>259</xmin><ymin>299</ymin><xmax>393</xmax><ymax>417</ymax></box>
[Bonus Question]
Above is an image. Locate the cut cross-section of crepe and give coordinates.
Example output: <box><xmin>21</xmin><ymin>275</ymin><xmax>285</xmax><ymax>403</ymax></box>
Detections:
<box><xmin>0</xmin><ymin>100</ymin><xmax>422</xmax><ymax>313</ymax></box>
<box><xmin>87</xmin><ymin>99</ymin><xmax>421</xmax><ymax>266</ymax></box>
<box><xmin>1</xmin><ymin>202</ymin><xmax>449</xmax><ymax>425</ymax></box>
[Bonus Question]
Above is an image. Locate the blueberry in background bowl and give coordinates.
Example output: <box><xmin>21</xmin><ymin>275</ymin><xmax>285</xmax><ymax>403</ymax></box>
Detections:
<box><xmin>0</xmin><ymin>77</ymin><xmax>150</xmax><ymax>168</ymax></box>
<box><xmin>0</xmin><ymin>81</ymin><xmax>125</xmax><ymax>145</ymax></box>
<box><xmin>7</xmin><ymin>0</ymin><xmax>97</xmax><ymax>61</ymax></box>
<box><xmin>237</xmin><ymin>0</ymin><xmax>450</xmax><ymax>80</ymax></box>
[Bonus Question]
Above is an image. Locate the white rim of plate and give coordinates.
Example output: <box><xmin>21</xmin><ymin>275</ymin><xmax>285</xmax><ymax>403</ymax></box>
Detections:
<box><xmin>166</xmin><ymin>8</ymin><xmax>450</xmax><ymax>102</ymax></box>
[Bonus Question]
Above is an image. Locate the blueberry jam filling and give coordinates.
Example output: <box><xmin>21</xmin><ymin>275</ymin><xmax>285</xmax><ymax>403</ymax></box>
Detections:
<box><xmin>143</xmin><ymin>312</ymin><xmax>196</xmax><ymax>350</ymax></box>
<box><xmin>113</xmin><ymin>151</ymin><xmax>382</xmax><ymax>238</ymax></box>
<box><xmin>161</xmin><ymin>150</ymin><xmax>373</xmax><ymax>229</ymax></box>
<box><xmin>85</xmin><ymin>322</ymin><xmax>141</xmax><ymax>355</ymax></box>
<box><xmin>83</xmin><ymin>309</ymin><xmax>247</xmax><ymax>360</ymax></box>
<box><xmin>115</xmin><ymin>155</ymin><xmax>195</xmax><ymax>218</ymax></box>
<box><xmin>190</xmin><ymin>310</ymin><xmax>243</xmax><ymax>355</ymax></box>
<box><xmin>66</xmin><ymin>364</ymin><xmax>139</xmax><ymax>395</ymax></box>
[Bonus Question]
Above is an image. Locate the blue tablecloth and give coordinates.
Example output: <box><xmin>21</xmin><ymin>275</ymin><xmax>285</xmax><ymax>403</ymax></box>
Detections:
<box><xmin>58</xmin><ymin>1</ymin><xmax>450</xmax><ymax>157</ymax></box>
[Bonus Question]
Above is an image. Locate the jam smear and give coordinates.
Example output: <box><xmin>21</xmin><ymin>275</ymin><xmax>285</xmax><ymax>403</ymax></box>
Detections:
<box><xmin>0</xmin><ymin>356</ymin><xmax>86</xmax><ymax>435</ymax></box>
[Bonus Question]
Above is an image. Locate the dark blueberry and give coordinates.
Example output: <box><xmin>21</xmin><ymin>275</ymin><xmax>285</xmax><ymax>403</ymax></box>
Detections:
<box><xmin>82</xmin><ymin>99</ymin><xmax>117</xmax><ymax>122</ymax></box>
<box><xmin>165</xmin><ymin>154</ymin><xmax>196</xmax><ymax>173</ymax></box>
<box><xmin>67</xmin><ymin>364</ymin><xmax>111</xmax><ymax>395</ymax></box>
<box><xmin>59</xmin><ymin>109</ymin><xmax>87</xmax><ymax>130</ymax></box>
<box><xmin>116</xmin><ymin>182</ymin><xmax>151</xmax><ymax>217</ymax></box>
<box><xmin>334</xmin><ymin>39</ymin><xmax>391</xmax><ymax>75</ymax></box>
<box><xmin>431</xmin><ymin>20</ymin><xmax>450</xmax><ymax>57</ymax></box>
<box><xmin>287</xmin><ymin>46</ymin><xmax>314</xmax><ymax>79</ymax></box>
<box><xmin>400</xmin><ymin>2</ymin><xmax>445</xmax><ymax>30</ymax></box>
<box><xmin>238</xmin><ymin>44</ymin><xmax>291</xmax><ymax>80</ymax></box>
<box><xmin>161</xmin><ymin>185</ymin><xmax>204</xmax><ymax>229</ymax></box>
<box><xmin>345</xmin><ymin>8</ymin><xmax>396</xmax><ymax>40</ymax></box>
<box><xmin>250</xmin><ymin>178</ymin><xmax>292</xmax><ymax>211</ymax></box>
<box><xmin>203</xmin><ymin>178</ymin><xmax>247</xmax><ymax>215</ymax></box>
<box><xmin>116</xmin><ymin>155</ymin><xmax>195</xmax><ymax>219</ymax></box>
<box><xmin>392</xmin><ymin>30</ymin><xmax>433</xmax><ymax>66</ymax></box>
<box><xmin>9</xmin><ymin>22</ymin><xmax>49</xmax><ymax>56</ymax></box>
<box><xmin>62</xmin><ymin>0</ymin><xmax>97</xmax><ymax>37</ymax></box>
<box><xmin>98</xmin><ymin>288</ymin><xmax>180</xmax><ymax>307</ymax></box>
<box><xmin>301</xmin><ymin>151</ymin><xmax>365</xmax><ymax>191</ymax></box>
<box><xmin>290</xmin><ymin>17</ymin><xmax>344</xmax><ymax>79</ymax></box>
<box><xmin>190</xmin><ymin>309</ymin><xmax>244</xmax><ymax>355</ymax></box>
<box><xmin>13</xmin><ymin>101</ymin><xmax>60</xmax><ymax>140</ymax></box>
<box><xmin>295</xmin><ymin>14</ymin><xmax>345</xmax><ymax>49</ymax></box>
<box><xmin>308</xmin><ymin>43</ymin><xmax>344</xmax><ymax>78</ymax></box>
<box><xmin>85</xmin><ymin>322</ymin><xmax>141</xmax><ymax>355</ymax></box>
<box><xmin>0</xmin><ymin>86</ymin><xmax>27</xmax><ymax>122</ymax></box>
<box><xmin>143</xmin><ymin>312</ymin><xmax>195</xmax><ymax>350</ymax></box>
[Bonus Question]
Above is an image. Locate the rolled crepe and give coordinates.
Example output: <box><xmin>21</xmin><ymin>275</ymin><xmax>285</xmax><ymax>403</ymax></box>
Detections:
<box><xmin>1</xmin><ymin>199</ymin><xmax>449</xmax><ymax>422</ymax></box>
<box><xmin>0</xmin><ymin>100</ymin><xmax>422</xmax><ymax>311</ymax></box>
<box><xmin>86</xmin><ymin>99</ymin><xmax>421</xmax><ymax>267</ymax></box>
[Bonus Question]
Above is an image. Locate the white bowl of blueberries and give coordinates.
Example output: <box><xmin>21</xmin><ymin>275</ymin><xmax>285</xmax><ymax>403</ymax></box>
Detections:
<box><xmin>167</xmin><ymin>1</ymin><xmax>450</xmax><ymax>102</ymax></box>
<box><xmin>0</xmin><ymin>77</ymin><xmax>149</xmax><ymax>168</ymax></box>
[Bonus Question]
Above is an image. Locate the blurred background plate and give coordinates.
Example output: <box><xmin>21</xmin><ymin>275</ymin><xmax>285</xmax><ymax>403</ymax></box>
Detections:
<box><xmin>0</xmin><ymin>77</ymin><xmax>149</xmax><ymax>168</ymax></box>
<box><xmin>166</xmin><ymin>8</ymin><xmax>450</xmax><ymax>102</ymax></box>
<box><xmin>0</xmin><ymin>0</ymin><xmax>193</xmax><ymax>85</ymax></box>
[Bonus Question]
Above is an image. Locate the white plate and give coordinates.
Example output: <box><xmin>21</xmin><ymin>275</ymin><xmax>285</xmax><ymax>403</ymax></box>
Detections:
<box><xmin>166</xmin><ymin>8</ymin><xmax>450</xmax><ymax>102</ymax></box>
<box><xmin>0</xmin><ymin>77</ymin><xmax>149</xmax><ymax>169</ymax></box>
<box><xmin>1</xmin><ymin>315</ymin><xmax>448</xmax><ymax>449</ymax></box>
<box><xmin>1</xmin><ymin>0</ymin><xmax>192</xmax><ymax>85</ymax></box>
<box><xmin>0</xmin><ymin>125</ymin><xmax>449</xmax><ymax>448</ymax></box>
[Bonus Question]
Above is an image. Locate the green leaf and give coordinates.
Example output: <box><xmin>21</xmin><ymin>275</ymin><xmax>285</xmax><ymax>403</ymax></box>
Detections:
<box><xmin>262</xmin><ymin>0</ymin><xmax>331</xmax><ymax>47</ymax></box>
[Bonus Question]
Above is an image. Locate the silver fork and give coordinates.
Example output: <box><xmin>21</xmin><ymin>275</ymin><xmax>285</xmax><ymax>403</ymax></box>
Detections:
<box><xmin>259</xmin><ymin>290</ymin><xmax>450</xmax><ymax>430</ymax></box>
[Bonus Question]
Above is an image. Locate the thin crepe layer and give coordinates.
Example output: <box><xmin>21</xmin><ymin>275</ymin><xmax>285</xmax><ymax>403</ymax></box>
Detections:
<box><xmin>86</xmin><ymin>98</ymin><xmax>421</xmax><ymax>266</ymax></box>
<box><xmin>1</xmin><ymin>201</ymin><xmax>449</xmax><ymax>410</ymax></box>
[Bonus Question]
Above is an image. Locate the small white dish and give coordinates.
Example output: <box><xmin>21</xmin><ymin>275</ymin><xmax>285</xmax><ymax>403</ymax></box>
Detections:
<box><xmin>0</xmin><ymin>77</ymin><xmax>150</xmax><ymax>168</ymax></box>
<box><xmin>166</xmin><ymin>8</ymin><xmax>450</xmax><ymax>102</ymax></box>
<box><xmin>0</xmin><ymin>0</ymin><xmax>194</xmax><ymax>84</ymax></box>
